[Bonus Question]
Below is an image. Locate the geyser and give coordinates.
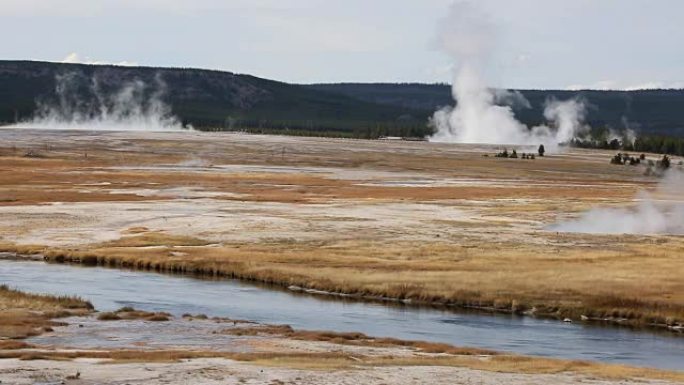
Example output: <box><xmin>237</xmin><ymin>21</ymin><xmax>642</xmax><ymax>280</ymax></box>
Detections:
<box><xmin>429</xmin><ymin>1</ymin><xmax>589</xmax><ymax>147</ymax></box>
<box><xmin>9</xmin><ymin>72</ymin><xmax>189</xmax><ymax>131</ymax></box>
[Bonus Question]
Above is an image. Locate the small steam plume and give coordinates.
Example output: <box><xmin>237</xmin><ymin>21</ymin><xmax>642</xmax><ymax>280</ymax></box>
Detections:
<box><xmin>543</xmin><ymin>98</ymin><xmax>589</xmax><ymax>143</ymax></box>
<box><xmin>548</xmin><ymin>171</ymin><xmax>684</xmax><ymax>235</ymax></box>
<box><xmin>614</xmin><ymin>116</ymin><xmax>637</xmax><ymax>145</ymax></box>
<box><xmin>10</xmin><ymin>72</ymin><xmax>189</xmax><ymax>131</ymax></box>
<box><xmin>429</xmin><ymin>1</ymin><xmax>589</xmax><ymax>147</ymax></box>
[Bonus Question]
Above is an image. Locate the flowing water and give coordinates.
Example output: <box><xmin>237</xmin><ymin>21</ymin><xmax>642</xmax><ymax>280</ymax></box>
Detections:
<box><xmin>1</xmin><ymin>260</ymin><xmax>682</xmax><ymax>370</ymax></box>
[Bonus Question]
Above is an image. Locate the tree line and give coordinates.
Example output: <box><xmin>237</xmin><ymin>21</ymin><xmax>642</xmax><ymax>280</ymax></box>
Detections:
<box><xmin>570</xmin><ymin>134</ymin><xmax>684</xmax><ymax>157</ymax></box>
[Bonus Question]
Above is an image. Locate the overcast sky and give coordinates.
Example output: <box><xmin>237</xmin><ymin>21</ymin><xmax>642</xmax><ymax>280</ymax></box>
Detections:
<box><xmin>2</xmin><ymin>0</ymin><xmax>682</xmax><ymax>89</ymax></box>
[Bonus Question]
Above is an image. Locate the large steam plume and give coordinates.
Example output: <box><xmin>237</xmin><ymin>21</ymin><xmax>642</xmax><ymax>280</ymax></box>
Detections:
<box><xmin>10</xmin><ymin>72</ymin><xmax>189</xmax><ymax>131</ymax></box>
<box><xmin>429</xmin><ymin>2</ymin><xmax>589</xmax><ymax>147</ymax></box>
<box><xmin>548</xmin><ymin>171</ymin><xmax>684</xmax><ymax>235</ymax></box>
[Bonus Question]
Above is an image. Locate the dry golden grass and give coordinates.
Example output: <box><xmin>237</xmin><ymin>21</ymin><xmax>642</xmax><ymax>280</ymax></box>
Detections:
<box><xmin>98</xmin><ymin>232</ymin><xmax>211</xmax><ymax>248</ymax></box>
<box><xmin>0</xmin><ymin>133</ymin><xmax>682</xmax><ymax>329</ymax></box>
<box><xmin>246</xmin><ymin>354</ymin><xmax>684</xmax><ymax>382</ymax></box>
<box><xmin>97</xmin><ymin>306</ymin><xmax>171</xmax><ymax>322</ymax></box>
<box><xmin>0</xmin><ymin>142</ymin><xmax>644</xmax><ymax>206</ymax></box>
<box><xmin>0</xmin><ymin>340</ymin><xmax>32</xmax><ymax>349</ymax></box>
<box><xmin>17</xmin><ymin>232</ymin><xmax>681</xmax><ymax>328</ymax></box>
<box><xmin>222</xmin><ymin>324</ymin><xmax>496</xmax><ymax>355</ymax></box>
<box><xmin>0</xmin><ymin>347</ymin><xmax>682</xmax><ymax>382</ymax></box>
<box><xmin>0</xmin><ymin>285</ymin><xmax>92</xmax><ymax>340</ymax></box>
<box><xmin>1</xmin><ymin>133</ymin><xmax>681</xmax><ymax>382</ymax></box>
<box><xmin>0</xmin><ymin>284</ymin><xmax>92</xmax><ymax>313</ymax></box>
<box><xmin>0</xmin><ymin>349</ymin><xmax>220</xmax><ymax>363</ymax></box>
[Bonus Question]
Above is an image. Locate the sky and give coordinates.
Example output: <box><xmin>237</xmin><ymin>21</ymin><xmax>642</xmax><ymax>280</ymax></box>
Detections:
<box><xmin>1</xmin><ymin>0</ymin><xmax>683</xmax><ymax>89</ymax></box>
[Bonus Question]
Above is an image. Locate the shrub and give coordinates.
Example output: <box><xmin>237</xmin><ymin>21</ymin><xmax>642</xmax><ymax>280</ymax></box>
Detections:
<box><xmin>97</xmin><ymin>312</ymin><xmax>121</xmax><ymax>321</ymax></box>
<box><xmin>146</xmin><ymin>314</ymin><xmax>170</xmax><ymax>322</ymax></box>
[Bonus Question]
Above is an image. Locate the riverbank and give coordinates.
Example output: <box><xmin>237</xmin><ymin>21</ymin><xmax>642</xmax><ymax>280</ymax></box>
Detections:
<box><xmin>4</xmin><ymin>258</ymin><xmax>682</xmax><ymax>370</ymax></box>
<box><xmin>0</xmin><ymin>284</ymin><xmax>92</xmax><ymax>342</ymax></box>
<box><xmin>4</xmin><ymin>235</ymin><xmax>682</xmax><ymax>332</ymax></box>
<box><xmin>0</xmin><ymin>285</ymin><xmax>683</xmax><ymax>384</ymax></box>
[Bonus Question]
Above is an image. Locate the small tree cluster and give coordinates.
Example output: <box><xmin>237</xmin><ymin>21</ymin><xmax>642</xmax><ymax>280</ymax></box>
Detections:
<box><xmin>495</xmin><ymin>149</ymin><xmax>518</xmax><ymax>158</ymax></box>
<box><xmin>495</xmin><ymin>149</ymin><xmax>536</xmax><ymax>160</ymax></box>
<box><xmin>645</xmin><ymin>155</ymin><xmax>673</xmax><ymax>176</ymax></box>
<box><xmin>610</xmin><ymin>153</ymin><xmax>641</xmax><ymax>165</ymax></box>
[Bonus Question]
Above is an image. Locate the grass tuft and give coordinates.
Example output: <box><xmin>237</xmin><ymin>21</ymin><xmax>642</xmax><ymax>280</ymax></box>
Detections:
<box><xmin>97</xmin><ymin>312</ymin><xmax>122</xmax><ymax>321</ymax></box>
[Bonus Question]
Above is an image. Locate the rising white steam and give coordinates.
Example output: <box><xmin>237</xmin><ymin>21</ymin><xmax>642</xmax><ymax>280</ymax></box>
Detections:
<box><xmin>548</xmin><ymin>171</ymin><xmax>684</xmax><ymax>235</ymax></box>
<box><xmin>10</xmin><ymin>72</ymin><xmax>189</xmax><ymax>131</ymax></box>
<box><xmin>613</xmin><ymin>116</ymin><xmax>637</xmax><ymax>144</ymax></box>
<box><xmin>429</xmin><ymin>2</ymin><xmax>589</xmax><ymax>147</ymax></box>
<box><xmin>543</xmin><ymin>99</ymin><xmax>589</xmax><ymax>143</ymax></box>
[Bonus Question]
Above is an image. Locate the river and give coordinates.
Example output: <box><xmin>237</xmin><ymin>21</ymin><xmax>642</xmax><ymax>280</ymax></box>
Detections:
<box><xmin>1</xmin><ymin>260</ymin><xmax>681</xmax><ymax>370</ymax></box>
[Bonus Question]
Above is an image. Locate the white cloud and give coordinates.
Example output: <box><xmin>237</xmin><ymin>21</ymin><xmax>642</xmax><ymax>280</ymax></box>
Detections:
<box><xmin>515</xmin><ymin>53</ymin><xmax>530</xmax><ymax>64</ymax></box>
<box><xmin>622</xmin><ymin>81</ymin><xmax>684</xmax><ymax>91</ymax></box>
<box><xmin>566</xmin><ymin>80</ymin><xmax>684</xmax><ymax>91</ymax></box>
<box><xmin>60</xmin><ymin>52</ymin><xmax>138</xmax><ymax>67</ymax></box>
<box><xmin>0</xmin><ymin>0</ymin><xmax>104</xmax><ymax>16</ymax></box>
<box><xmin>237</xmin><ymin>13</ymin><xmax>396</xmax><ymax>54</ymax></box>
<box><xmin>423</xmin><ymin>63</ymin><xmax>454</xmax><ymax>82</ymax></box>
<box><xmin>2</xmin><ymin>1</ymin><xmax>684</xmax><ymax>86</ymax></box>
<box><xmin>0</xmin><ymin>0</ymin><xmax>324</xmax><ymax>16</ymax></box>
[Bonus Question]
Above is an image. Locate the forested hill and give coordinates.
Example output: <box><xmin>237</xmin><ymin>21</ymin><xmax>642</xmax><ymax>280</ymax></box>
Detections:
<box><xmin>1</xmin><ymin>60</ymin><xmax>684</xmax><ymax>138</ymax></box>
<box><xmin>0</xmin><ymin>60</ymin><xmax>429</xmax><ymax>137</ymax></box>
<box><xmin>306</xmin><ymin>83</ymin><xmax>684</xmax><ymax>137</ymax></box>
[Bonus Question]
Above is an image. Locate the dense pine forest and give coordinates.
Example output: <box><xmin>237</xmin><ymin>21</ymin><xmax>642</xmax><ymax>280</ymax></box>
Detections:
<box><xmin>2</xmin><ymin>61</ymin><xmax>684</xmax><ymax>151</ymax></box>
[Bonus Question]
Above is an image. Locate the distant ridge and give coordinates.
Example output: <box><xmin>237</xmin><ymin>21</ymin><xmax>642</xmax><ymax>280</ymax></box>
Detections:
<box><xmin>306</xmin><ymin>83</ymin><xmax>684</xmax><ymax>137</ymax></box>
<box><xmin>0</xmin><ymin>60</ymin><xmax>429</xmax><ymax>137</ymax></box>
<box><xmin>1</xmin><ymin>60</ymin><xmax>684</xmax><ymax>137</ymax></box>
